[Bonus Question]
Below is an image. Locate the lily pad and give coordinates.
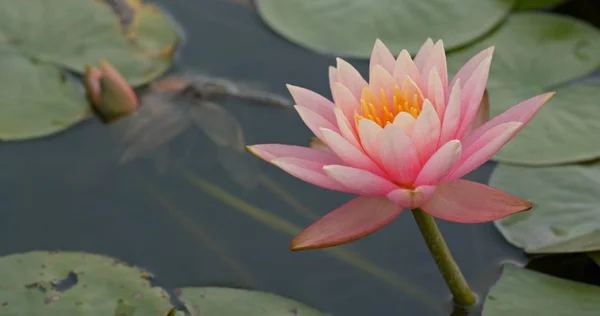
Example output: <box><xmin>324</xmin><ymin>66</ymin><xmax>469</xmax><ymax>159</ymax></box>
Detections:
<box><xmin>0</xmin><ymin>55</ymin><xmax>90</xmax><ymax>141</ymax></box>
<box><xmin>256</xmin><ymin>0</ymin><xmax>514</xmax><ymax>57</ymax></box>
<box><xmin>517</xmin><ymin>0</ymin><xmax>569</xmax><ymax>10</ymax></box>
<box><xmin>496</xmin><ymin>84</ymin><xmax>600</xmax><ymax>165</ymax></box>
<box><xmin>177</xmin><ymin>287</ymin><xmax>326</xmax><ymax>316</ymax></box>
<box><xmin>0</xmin><ymin>0</ymin><xmax>178</xmax><ymax>85</ymax></box>
<box><xmin>482</xmin><ymin>264</ymin><xmax>600</xmax><ymax>316</ymax></box>
<box><xmin>490</xmin><ymin>162</ymin><xmax>600</xmax><ymax>254</ymax></box>
<box><xmin>0</xmin><ymin>251</ymin><xmax>173</xmax><ymax>315</ymax></box>
<box><xmin>0</xmin><ymin>0</ymin><xmax>178</xmax><ymax>140</ymax></box>
<box><xmin>447</xmin><ymin>13</ymin><xmax>600</xmax><ymax>165</ymax></box>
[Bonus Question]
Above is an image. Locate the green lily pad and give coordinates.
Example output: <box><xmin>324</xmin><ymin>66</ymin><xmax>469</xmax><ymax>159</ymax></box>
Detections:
<box><xmin>0</xmin><ymin>0</ymin><xmax>178</xmax><ymax>140</ymax></box>
<box><xmin>177</xmin><ymin>287</ymin><xmax>326</xmax><ymax>316</ymax></box>
<box><xmin>490</xmin><ymin>162</ymin><xmax>600</xmax><ymax>253</ymax></box>
<box><xmin>0</xmin><ymin>251</ymin><xmax>173</xmax><ymax>315</ymax></box>
<box><xmin>496</xmin><ymin>84</ymin><xmax>600</xmax><ymax>165</ymax></box>
<box><xmin>256</xmin><ymin>0</ymin><xmax>514</xmax><ymax>57</ymax></box>
<box><xmin>482</xmin><ymin>264</ymin><xmax>600</xmax><ymax>316</ymax></box>
<box><xmin>0</xmin><ymin>0</ymin><xmax>178</xmax><ymax>85</ymax></box>
<box><xmin>517</xmin><ymin>0</ymin><xmax>569</xmax><ymax>10</ymax></box>
<box><xmin>447</xmin><ymin>13</ymin><xmax>600</xmax><ymax>165</ymax></box>
<box><xmin>0</xmin><ymin>54</ymin><xmax>90</xmax><ymax>141</ymax></box>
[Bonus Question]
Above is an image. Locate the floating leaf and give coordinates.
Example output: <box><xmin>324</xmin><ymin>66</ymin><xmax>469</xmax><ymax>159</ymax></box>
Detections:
<box><xmin>447</xmin><ymin>13</ymin><xmax>600</xmax><ymax>165</ymax></box>
<box><xmin>0</xmin><ymin>251</ymin><xmax>172</xmax><ymax>315</ymax></box>
<box><xmin>256</xmin><ymin>0</ymin><xmax>514</xmax><ymax>57</ymax></box>
<box><xmin>0</xmin><ymin>0</ymin><xmax>178</xmax><ymax>140</ymax></box>
<box><xmin>0</xmin><ymin>0</ymin><xmax>179</xmax><ymax>85</ymax></box>
<box><xmin>177</xmin><ymin>287</ymin><xmax>326</xmax><ymax>316</ymax></box>
<box><xmin>482</xmin><ymin>264</ymin><xmax>600</xmax><ymax>316</ymax></box>
<box><xmin>490</xmin><ymin>162</ymin><xmax>600</xmax><ymax>253</ymax></box>
<box><xmin>517</xmin><ymin>0</ymin><xmax>569</xmax><ymax>10</ymax></box>
<box><xmin>491</xmin><ymin>84</ymin><xmax>600</xmax><ymax>165</ymax></box>
<box><xmin>0</xmin><ymin>55</ymin><xmax>90</xmax><ymax>140</ymax></box>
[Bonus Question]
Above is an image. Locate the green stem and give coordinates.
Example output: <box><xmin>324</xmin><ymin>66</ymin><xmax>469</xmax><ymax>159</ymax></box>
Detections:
<box><xmin>411</xmin><ymin>208</ymin><xmax>476</xmax><ymax>307</ymax></box>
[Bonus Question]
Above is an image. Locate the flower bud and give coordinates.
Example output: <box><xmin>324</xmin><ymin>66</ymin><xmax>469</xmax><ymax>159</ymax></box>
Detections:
<box><xmin>83</xmin><ymin>60</ymin><xmax>139</xmax><ymax>121</ymax></box>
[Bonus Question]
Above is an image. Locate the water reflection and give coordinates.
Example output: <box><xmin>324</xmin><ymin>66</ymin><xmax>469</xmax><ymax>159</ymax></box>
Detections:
<box><xmin>0</xmin><ymin>0</ymin><xmax>528</xmax><ymax>315</ymax></box>
<box><xmin>112</xmin><ymin>73</ymin><xmax>291</xmax><ymax>188</ymax></box>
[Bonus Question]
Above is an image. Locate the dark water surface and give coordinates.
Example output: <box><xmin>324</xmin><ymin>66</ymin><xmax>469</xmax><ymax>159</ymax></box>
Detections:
<box><xmin>6</xmin><ymin>0</ymin><xmax>599</xmax><ymax>315</ymax></box>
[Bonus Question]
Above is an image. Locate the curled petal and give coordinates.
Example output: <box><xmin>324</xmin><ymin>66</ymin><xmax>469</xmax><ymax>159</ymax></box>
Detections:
<box><xmin>427</xmin><ymin>68</ymin><xmax>446</xmax><ymax>118</ymax></box>
<box><xmin>379</xmin><ymin>124</ymin><xmax>421</xmax><ymax>184</ymax></box>
<box><xmin>386</xmin><ymin>185</ymin><xmax>436</xmax><ymax>209</ymax></box>
<box><xmin>393</xmin><ymin>112</ymin><xmax>416</xmax><ymax>136</ymax></box>
<box><xmin>393</xmin><ymin>50</ymin><xmax>421</xmax><ymax>88</ymax></box>
<box><xmin>332</xmin><ymin>82</ymin><xmax>361</xmax><ymax>122</ymax></box>
<box><xmin>290</xmin><ymin>196</ymin><xmax>402</xmax><ymax>250</ymax></box>
<box><xmin>323</xmin><ymin>165</ymin><xmax>398</xmax><ymax>196</ymax></box>
<box><xmin>421</xmin><ymin>40</ymin><xmax>448</xmax><ymax>98</ymax></box>
<box><xmin>455</xmin><ymin>56</ymin><xmax>492</xmax><ymax>139</ymax></box>
<box><xmin>399</xmin><ymin>76</ymin><xmax>425</xmax><ymax>105</ymax></box>
<box><xmin>370</xmin><ymin>65</ymin><xmax>396</xmax><ymax>109</ymax></box>
<box><xmin>358</xmin><ymin>119</ymin><xmax>383</xmax><ymax>163</ymax></box>
<box><xmin>247</xmin><ymin>144</ymin><xmax>341</xmax><ymax>164</ymax></box>
<box><xmin>467</xmin><ymin>88</ymin><xmax>490</xmax><ymax>135</ymax></box>
<box><xmin>329</xmin><ymin>66</ymin><xmax>338</xmax><ymax>93</ymax></box>
<box><xmin>334</xmin><ymin>107</ymin><xmax>361</xmax><ymax>148</ymax></box>
<box><xmin>414</xmin><ymin>140</ymin><xmax>462</xmax><ymax>186</ymax></box>
<box><xmin>370</xmin><ymin>39</ymin><xmax>396</xmax><ymax>79</ymax></box>
<box><xmin>295</xmin><ymin>105</ymin><xmax>338</xmax><ymax>141</ymax></box>
<box><xmin>450</xmin><ymin>47</ymin><xmax>495</xmax><ymax>90</ymax></box>
<box><xmin>336</xmin><ymin>58</ymin><xmax>368</xmax><ymax>99</ymax></box>
<box><xmin>464</xmin><ymin>92</ymin><xmax>555</xmax><ymax>145</ymax></box>
<box><xmin>411</xmin><ymin>100</ymin><xmax>441</xmax><ymax>163</ymax></box>
<box><xmin>414</xmin><ymin>38</ymin><xmax>434</xmax><ymax>71</ymax></box>
<box><xmin>287</xmin><ymin>85</ymin><xmax>336</xmax><ymax>123</ymax></box>
<box><xmin>439</xmin><ymin>80</ymin><xmax>462</xmax><ymax>145</ymax></box>
<box><xmin>320</xmin><ymin>128</ymin><xmax>384</xmax><ymax>176</ymax></box>
<box><xmin>271</xmin><ymin>157</ymin><xmax>347</xmax><ymax>192</ymax></box>
<box><xmin>445</xmin><ymin>122</ymin><xmax>522</xmax><ymax>181</ymax></box>
<box><xmin>420</xmin><ymin>180</ymin><xmax>533</xmax><ymax>223</ymax></box>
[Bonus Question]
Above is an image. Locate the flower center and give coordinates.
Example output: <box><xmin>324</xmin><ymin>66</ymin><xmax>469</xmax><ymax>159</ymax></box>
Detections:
<box><xmin>355</xmin><ymin>85</ymin><xmax>422</xmax><ymax>128</ymax></box>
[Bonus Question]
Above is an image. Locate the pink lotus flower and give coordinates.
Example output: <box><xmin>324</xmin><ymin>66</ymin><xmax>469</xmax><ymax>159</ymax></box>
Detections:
<box><xmin>248</xmin><ymin>39</ymin><xmax>554</xmax><ymax>251</ymax></box>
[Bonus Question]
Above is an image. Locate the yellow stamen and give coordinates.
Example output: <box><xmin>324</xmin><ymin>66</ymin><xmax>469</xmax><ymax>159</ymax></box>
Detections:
<box><xmin>356</xmin><ymin>84</ymin><xmax>423</xmax><ymax>128</ymax></box>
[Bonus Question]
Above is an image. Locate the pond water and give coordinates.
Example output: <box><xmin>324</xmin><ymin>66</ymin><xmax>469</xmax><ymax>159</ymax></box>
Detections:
<box><xmin>1</xmin><ymin>0</ymin><xmax>598</xmax><ymax>315</ymax></box>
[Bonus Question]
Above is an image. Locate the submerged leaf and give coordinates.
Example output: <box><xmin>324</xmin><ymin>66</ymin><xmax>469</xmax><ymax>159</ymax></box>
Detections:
<box><xmin>112</xmin><ymin>93</ymin><xmax>191</xmax><ymax>164</ymax></box>
<box><xmin>189</xmin><ymin>101</ymin><xmax>245</xmax><ymax>151</ymax></box>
